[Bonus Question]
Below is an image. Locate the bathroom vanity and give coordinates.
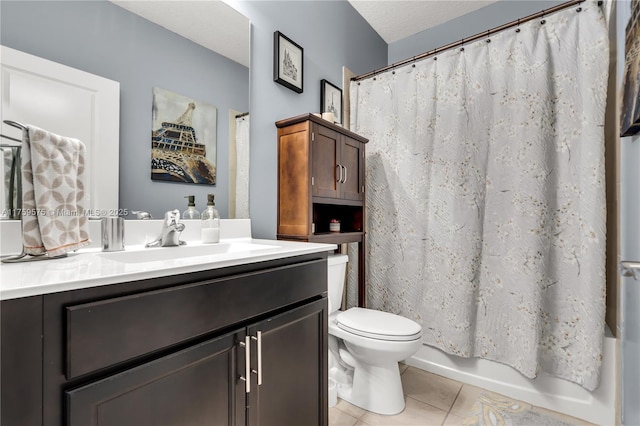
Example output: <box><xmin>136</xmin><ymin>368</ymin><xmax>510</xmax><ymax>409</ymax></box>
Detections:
<box><xmin>1</xmin><ymin>237</ymin><xmax>334</xmax><ymax>426</ymax></box>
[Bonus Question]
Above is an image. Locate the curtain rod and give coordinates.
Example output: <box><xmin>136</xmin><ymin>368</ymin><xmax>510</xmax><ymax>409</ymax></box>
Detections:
<box><xmin>235</xmin><ymin>112</ymin><xmax>249</xmax><ymax>119</ymax></box>
<box><xmin>353</xmin><ymin>0</ymin><xmax>596</xmax><ymax>82</ymax></box>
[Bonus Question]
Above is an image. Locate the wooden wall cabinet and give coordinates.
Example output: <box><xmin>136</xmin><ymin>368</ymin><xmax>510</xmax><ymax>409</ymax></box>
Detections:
<box><xmin>277</xmin><ymin>113</ymin><xmax>368</xmax><ymax>306</ymax></box>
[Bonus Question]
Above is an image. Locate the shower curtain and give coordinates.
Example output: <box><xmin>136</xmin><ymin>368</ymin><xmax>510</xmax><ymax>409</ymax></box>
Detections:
<box><xmin>350</xmin><ymin>1</ymin><xmax>609</xmax><ymax>390</ymax></box>
<box><xmin>234</xmin><ymin>114</ymin><xmax>250</xmax><ymax>219</ymax></box>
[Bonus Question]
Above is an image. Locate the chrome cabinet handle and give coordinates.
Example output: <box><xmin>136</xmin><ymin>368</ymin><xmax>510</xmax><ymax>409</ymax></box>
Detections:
<box><xmin>251</xmin><ymin>331</ymin><xmax>262</xmax><ymax>386</ymax></box>
<box><xmin>336</xmin><ymin>165</ymin><xmax>343</xmax><ymax>183</ymax></box>
<box><xmin>342</xmin><ymin>165</ymin><xmax>347</xmax><ymax>184</ymax></box>
<box><xmin>238</xmin><ymin>336</ymin><xmax>251</xmax><ymax>393</ymax></box>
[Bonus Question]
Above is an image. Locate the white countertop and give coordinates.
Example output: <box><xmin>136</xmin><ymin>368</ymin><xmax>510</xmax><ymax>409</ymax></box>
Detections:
<box><xmin>0</xmin><ymin>236</ymin><xmax>336</xmax><ymax>301</ymax></box>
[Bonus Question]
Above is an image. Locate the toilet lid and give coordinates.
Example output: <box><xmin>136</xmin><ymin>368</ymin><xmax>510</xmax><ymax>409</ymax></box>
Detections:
<box><xmin>336</xmin><ymin>308</ymin><xmax>422</xmax><ymax>341</ymax></box>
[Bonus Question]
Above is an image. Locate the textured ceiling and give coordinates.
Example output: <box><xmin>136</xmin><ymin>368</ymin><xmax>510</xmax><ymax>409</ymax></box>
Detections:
<box><xmin>110</xmin><ymin>0</ymin><xmax>250</xmax><ymax>67</ymax></box>
<box><xmin>348</xmin><ymin>0</ymin><xmax>500</xmax><ymax>43</ymax></box>
<box><xmin>110</xmin><ymin>1</ymin><xmax>501</xmax><ymax>66</ymax></box>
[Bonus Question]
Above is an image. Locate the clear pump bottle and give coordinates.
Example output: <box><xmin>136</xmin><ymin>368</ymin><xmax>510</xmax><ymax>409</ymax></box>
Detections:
<box><xmin>201</xmin><ymin>193</ymin><xmax>220</xmax><ymax>243</ymax></box>
<box><xmin>183</xmin><ymin>195</ymin><xmax>201</xmax><ymax>219</ymax></box>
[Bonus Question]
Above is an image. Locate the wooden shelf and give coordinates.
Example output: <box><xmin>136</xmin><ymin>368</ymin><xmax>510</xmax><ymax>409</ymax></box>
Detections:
<box><xmin>276</xmin><ymin>114</ymin><xmax>368</xmax><ymax>307</ymax></box>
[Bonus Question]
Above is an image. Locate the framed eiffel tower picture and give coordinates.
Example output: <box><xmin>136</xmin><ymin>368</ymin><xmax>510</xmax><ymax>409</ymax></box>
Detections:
<box><xmin>151</xmin><ymin>87</ymin><xmax>217</xmax><ymax>184</ymax></box>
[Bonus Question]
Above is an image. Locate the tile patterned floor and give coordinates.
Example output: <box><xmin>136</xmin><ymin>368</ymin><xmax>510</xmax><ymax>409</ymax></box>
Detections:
<box><xmin>329</xmin><ymin>365</ymin><xmax>598</xmax><ymax>426</ymax></box>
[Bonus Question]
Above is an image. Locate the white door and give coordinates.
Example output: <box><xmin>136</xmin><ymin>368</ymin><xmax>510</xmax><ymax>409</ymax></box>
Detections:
<box><xmin>0</xmin><ymin>45</ymin><xmax>120</xmax><ymax>216</ymax></box>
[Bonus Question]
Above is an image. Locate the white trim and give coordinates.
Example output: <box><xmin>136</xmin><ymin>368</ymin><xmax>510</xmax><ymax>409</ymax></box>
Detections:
<box><xmin>406</xmin><ymin>328</ymin><xmax>616</xmax><ymax>426</ymax></box>
<box><xmin>1</xmin><ymin>45</ymin><xmax>120</xmax><ymax>214</ymax></box>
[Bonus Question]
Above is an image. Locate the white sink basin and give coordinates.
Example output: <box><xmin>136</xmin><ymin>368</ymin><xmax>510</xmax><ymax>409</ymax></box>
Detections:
<box><xmin>97</xmin><ymin>242</ymin><xmax>280</xmax><ymax>264</ymax></box>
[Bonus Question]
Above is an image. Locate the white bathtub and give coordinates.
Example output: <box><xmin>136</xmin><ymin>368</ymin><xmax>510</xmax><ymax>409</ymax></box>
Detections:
<box><xmin>405</xmin><ymin>327</ymin><xmax>616</xmax><ymax>425</ymax></box>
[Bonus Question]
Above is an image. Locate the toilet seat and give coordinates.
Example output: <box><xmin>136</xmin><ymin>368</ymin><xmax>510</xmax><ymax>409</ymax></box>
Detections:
<box><xmin>336</xmin><ymin>308</ymin><xmax>422</xmax><ymax>341</ymax></box>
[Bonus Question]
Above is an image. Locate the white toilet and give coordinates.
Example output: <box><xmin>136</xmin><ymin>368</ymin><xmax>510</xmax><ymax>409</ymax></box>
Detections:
<box><xmin>327</xmin><ymin>254</ymin><xmax>422</xmax><ymax>415</ymax></box>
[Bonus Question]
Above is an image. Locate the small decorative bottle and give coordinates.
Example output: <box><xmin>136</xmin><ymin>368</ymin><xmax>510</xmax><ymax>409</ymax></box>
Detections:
<box><xmin>201</xmin><ymin>193</ymin><xmax>220</xmax><ymax>243</ymax></box>
<box><xmin>182</xmin><ymin>195</ymin><xmax>201</xmax><ymax>219</ymax></box>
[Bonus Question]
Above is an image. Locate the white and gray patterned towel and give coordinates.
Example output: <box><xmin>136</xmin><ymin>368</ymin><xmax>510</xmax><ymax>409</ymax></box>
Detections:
<box><xmin>21</xmin><ymin>125</ymin><xmax>90</xmax><ymax>256</ymax></box>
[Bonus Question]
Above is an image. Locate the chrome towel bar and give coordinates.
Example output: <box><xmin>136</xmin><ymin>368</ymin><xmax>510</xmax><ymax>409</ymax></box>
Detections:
<box><xmin>620</xmin><ymin>261</ymin><xmax>640</xmax><ymax>280</ymax></box>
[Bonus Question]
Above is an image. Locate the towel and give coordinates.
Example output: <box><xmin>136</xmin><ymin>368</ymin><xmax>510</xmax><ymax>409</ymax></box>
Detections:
<box><xmin>1</xmin><ymin>147</ymin><xmax>12</xmax><ymax>216</ymax></box>
<box><xmin>21</xmin><ymin>125</ymin><xmax>90</xmax><ymax>256</ymax></box>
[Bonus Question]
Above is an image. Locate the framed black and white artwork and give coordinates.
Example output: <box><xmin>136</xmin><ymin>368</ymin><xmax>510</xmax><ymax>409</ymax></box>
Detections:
<box><xmin>274</xmin><ymin>31</ymin><xmax>303</xmax><ymax>93</ymax></box>
<box><xmin>320</xmin><ymin>79</ymin><xmax>342</xmax><ymax>125</ymax></box>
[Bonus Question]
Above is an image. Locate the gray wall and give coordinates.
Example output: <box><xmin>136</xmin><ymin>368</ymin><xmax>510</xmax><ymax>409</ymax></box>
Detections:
<box><xmin>235</xmin><ymin>1</ymin><xmax>387</xmax><ymax>238</ymax></box>
<box><xmin>618</xmin><ymin>0</ymin><xmax>640</xmax><ymax>423</ymax></box>
<box><xmin>388</xmin><ymin>0</ymin><xmax>565</xmax><ymax>65</ymax></box>
<box><xmin>0</xmin><ymin>0</ymin><xmax>387</xmax><ymax>236</ymax></box>
<box><xmin>0</xmin><ymin>1</ymin><xmax>249</xmax><ymax>220</ymax></box>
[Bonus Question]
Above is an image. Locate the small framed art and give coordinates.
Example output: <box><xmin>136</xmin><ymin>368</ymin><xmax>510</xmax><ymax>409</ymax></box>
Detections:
<box><xmin>274</xmin><ymin>31</ymin><xmax>303</xmax><ymax>93</ymax></box>
<box><xmin>320</xmin><ymin>79</ymin><xmax>342</xmax><ymax>125</ymax></box>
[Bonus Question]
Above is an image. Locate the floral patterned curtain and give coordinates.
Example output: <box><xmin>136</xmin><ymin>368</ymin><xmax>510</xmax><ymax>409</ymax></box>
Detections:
<box><xmin>234</xmin><ymin>114</ymin><xmax>250</xmax><ymax>219</ymax></box>
<box><xmin>350</xmin><ymin>1</ymin><xmax>609</xmax><ymax>390</ymax></box>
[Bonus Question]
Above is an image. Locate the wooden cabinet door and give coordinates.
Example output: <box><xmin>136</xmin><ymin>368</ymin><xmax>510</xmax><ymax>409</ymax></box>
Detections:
<box><xmin>66</xmin><ymin>331</ymin><xmax>246</xmax><ymax>426</ymax></box>
<box><xmin>340</xmin><ymin>136</ymin><xmax>364</xmax><ymax>201</ymax></box>
<box><xmin>1</xmin><ymin>297</ymin><xmax>43</xmax><ymax>426</ymax></box>
<box><xmin>247</xmin><ymin>298</ymin><xmax>328</xmax><ymax>426</ymax></box>
<box><xmin>312</xmin><ymin>124</ymin><xmax>340</xmax><ymax>199</ymax></box>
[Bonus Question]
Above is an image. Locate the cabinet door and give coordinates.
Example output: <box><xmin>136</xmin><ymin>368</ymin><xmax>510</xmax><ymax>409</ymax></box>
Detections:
<box><xmin>312</xmin><ymin>124</ymin><xmax>340</xmax><ymax>199</ymax></box>
<box><xmin>1</xmin><ymin>297</ymin><xmax>43</xmax><ymax>426</ymax></box>
<box><xmin>66</xmin><ymin>331</ymin><xmax>246</xmax><ymax>426</ymax></box>
<box><xmin>247</xmin><ymin>298</ymin><xmax>328</xmax><ymax>426</ymax></box>
<box><xmin>340</xmin><ymin>136</ymin><xmax>364</xmax><ymax>201</ymax></box>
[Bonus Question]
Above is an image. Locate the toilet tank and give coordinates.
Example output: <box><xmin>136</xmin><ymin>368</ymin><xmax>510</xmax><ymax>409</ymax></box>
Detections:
<box><xmin>327</xmin><ymin>254</ymin><xmax>348</xmax><ymax>313</ymax></box>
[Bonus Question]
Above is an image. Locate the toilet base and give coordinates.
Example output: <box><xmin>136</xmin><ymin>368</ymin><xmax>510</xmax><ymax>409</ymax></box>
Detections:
<box><xmin>337</xmin><ymin>360</ymin><xmax>406</xmax><ymax>415</ymax></box>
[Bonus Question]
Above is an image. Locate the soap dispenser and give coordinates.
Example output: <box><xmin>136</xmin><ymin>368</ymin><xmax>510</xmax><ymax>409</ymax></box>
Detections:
<box><xmin>201</xmin><ymin>193</ymin><xmax>220</xmax><ymax>243</ymax></box>
<box><xmin>183</xmin><ymin>195</ymin><xmax>201</xmax><ymax>219</ymax></box>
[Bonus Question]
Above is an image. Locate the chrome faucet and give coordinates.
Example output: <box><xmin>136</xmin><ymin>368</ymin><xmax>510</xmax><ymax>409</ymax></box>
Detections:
<box><xmin>132</xmin><ymin>210</ymin><xmax>153</xmax><ymax>220</ymax></box>
<box><xmin>145</xmin><ymin>209</ymin><xmax>186</xmax><ymax>248</ymax></box>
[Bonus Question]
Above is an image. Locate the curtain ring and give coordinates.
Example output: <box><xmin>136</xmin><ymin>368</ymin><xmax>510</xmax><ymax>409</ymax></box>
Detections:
<box><xmin>515</xmin><ymin>19</ymin><xmax>521</xmax><ymax>33</ymax></box>
<box><xmin>541</xmin><ymin>19</ymin><xmax>546</xmax><ymax>25</ymax></box>
<box><xmin>576</xmin><ymin>7</ymin><xmax>582</xmax><ymax>12</ymax></box>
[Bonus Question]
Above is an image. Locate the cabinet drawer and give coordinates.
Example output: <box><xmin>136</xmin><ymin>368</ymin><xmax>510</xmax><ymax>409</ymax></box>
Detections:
<box><xmin>65</xmin><ymin>258</ymin><xmax>326</xmax><ymax>379</ymax></box>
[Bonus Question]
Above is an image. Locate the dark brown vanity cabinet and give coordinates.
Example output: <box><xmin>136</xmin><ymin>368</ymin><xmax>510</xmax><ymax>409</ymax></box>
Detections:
<box><xmin>1</xmin><ymin>253</ymin><xmax>328</xmax><ymax>426</ymax></box>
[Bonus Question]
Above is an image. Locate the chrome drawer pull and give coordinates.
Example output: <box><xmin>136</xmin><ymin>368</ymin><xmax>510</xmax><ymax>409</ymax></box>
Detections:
<box><xmin>238</xmin><ymin>336</ymin><xmax>251</xmax><ymax>393</ymax></box>
<box><xmin>251</xmin><ymin>331</ymin><xmax>263</xmax><ymax>385</ymax></box>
